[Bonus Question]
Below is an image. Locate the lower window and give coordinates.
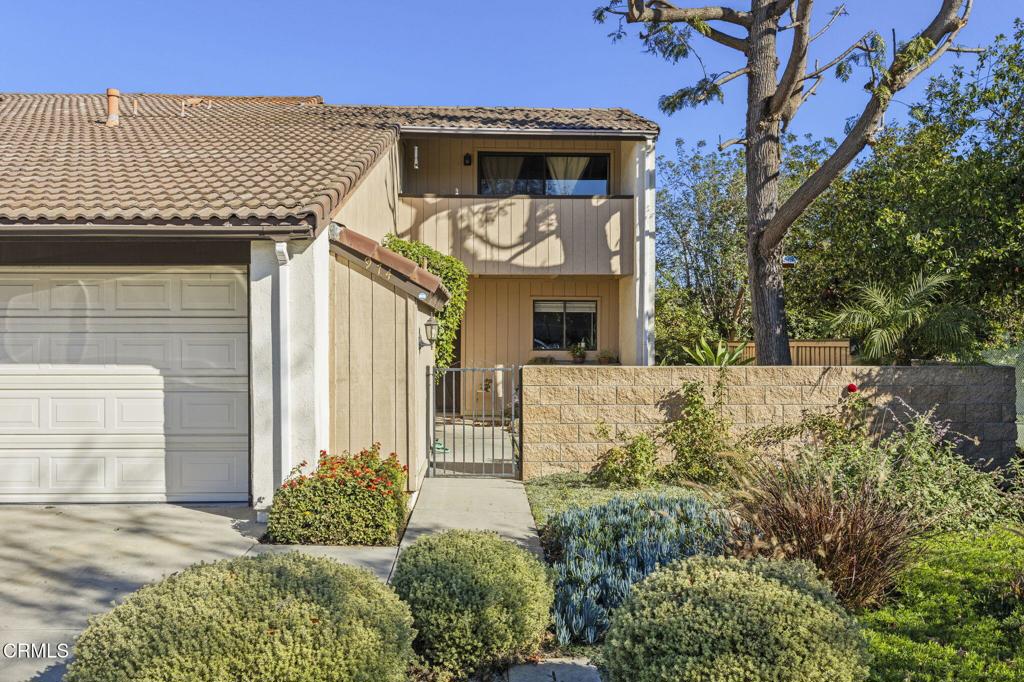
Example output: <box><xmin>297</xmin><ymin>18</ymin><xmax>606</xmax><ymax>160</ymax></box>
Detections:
<box><xmin>533</xmin><ymin>300</ymin><xmax>597</xmax><ymax>351</ymax></box>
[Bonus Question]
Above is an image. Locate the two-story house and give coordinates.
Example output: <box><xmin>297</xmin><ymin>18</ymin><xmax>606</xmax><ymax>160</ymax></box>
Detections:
<box><xmin>0</xmin><ymin>92</ymin><xmax>657</xmax><ymax>509</ymax></box>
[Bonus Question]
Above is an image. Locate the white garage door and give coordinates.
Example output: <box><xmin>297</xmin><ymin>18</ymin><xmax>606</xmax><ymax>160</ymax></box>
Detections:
<box><xmin>0</xmin><ymin>266</ymin><xmax>249</xmax><ymax>502</ymax></box>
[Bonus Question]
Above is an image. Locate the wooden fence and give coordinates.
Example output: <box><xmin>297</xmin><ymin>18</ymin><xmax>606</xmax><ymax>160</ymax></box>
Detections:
<box><xmin>727</xmin><ymin>340</ymin><xmax>852</xmax><ymax>366</ymax></box>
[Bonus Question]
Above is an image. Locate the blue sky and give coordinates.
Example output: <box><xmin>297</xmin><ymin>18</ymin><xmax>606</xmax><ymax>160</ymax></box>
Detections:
<box><xmin>2</xmin><ymin>1</ymin><xmax>1019</xmax><ymax>158</ymax></box>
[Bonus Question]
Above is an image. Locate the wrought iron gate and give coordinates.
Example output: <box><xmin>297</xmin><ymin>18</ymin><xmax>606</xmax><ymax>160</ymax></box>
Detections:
<box><xmin>427</xmin><ymin>366</ymin><xmax>520</xmax><ymax>477</ymax></box>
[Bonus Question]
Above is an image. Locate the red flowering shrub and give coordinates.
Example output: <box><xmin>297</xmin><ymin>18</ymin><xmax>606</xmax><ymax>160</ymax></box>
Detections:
<box><xmin>267</xmin><ymin>443</ymin><xmax>409</xmax><ymax>545</ymax></box>
<box><xmin>847</xmin><ymin>383</ymin><xmax>859</xmax><ymax>393</ymax></box>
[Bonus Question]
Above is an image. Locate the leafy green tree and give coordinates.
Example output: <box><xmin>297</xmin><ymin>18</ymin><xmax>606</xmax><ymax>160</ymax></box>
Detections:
<box><xmin>655</xmin><ymin>136</ymin><xmax>833</xmax><ymax>360</ymax></box>
<box><xmin>824</xmin><ymin>271</ymin><xmax>974</xmax><ymax>364</ymax></box>
<box><xmin>787</xmin><ymin>23</ymin><xmax>1024</xmax><ymax>348</ymax></box>
<box><xmin>654</xmin><ymin>284</ymin><xmax>717</xmax><ymax>365</ymax></box>
<box><xmin>596</xmin><ymin>0</ymin><xmax>974</xmax><ymax>364</ymax></box>
<box><xmin>656</xmin><ymin>140</ymin><xmax>747</xmax><ymax>345</ymax></box>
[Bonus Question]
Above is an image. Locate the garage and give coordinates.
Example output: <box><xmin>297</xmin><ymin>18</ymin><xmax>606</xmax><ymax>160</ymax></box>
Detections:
<box><xmin>0</xmin><ymin>266</ymin><xmax>250</xmax><ymax>502</ymax></box>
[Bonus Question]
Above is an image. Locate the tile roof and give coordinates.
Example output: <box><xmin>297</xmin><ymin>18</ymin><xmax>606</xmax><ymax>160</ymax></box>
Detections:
<box><xmin>329</xmin><ymin>225</ymin><xmax>449</xmax><ymax>310</ymax></box>
<box><xmin>357</xmin><ymin>105</ymin><xmax>660</xmax><ymax>135</ymax></box>
<box><xmin>0</xmin><ymin>93</ymin><xmax>658</xmax><ymax>231</ymax></box>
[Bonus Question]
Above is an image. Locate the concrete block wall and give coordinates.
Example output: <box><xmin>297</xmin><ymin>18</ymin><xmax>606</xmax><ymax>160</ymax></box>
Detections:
<box><xmin>520</xmin><ymin>365</ymin><xmax>1018</xmax><ymax>479</ymax></box>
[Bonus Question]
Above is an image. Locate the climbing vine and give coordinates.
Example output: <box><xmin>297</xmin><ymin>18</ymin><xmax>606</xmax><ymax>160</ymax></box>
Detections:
<box><xmin>383</xmin><ymin>234</ymin><xmax>468</xmax><ymax>371</ymax></box>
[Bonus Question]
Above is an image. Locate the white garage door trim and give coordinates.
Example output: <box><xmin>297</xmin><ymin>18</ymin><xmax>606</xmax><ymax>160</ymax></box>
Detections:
<box><xmin>0</xmin><ymin>266</ymin><xmax>250</xmax><ymax>502</ymax></box>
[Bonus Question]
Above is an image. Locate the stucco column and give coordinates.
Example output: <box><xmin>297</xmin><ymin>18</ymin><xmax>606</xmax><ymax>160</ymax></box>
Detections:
<box><xmin>249</xmin><ymin>231</ymin><xmax>331</xmax><ymax>512</ymax></box>
<box><xmin>619</xmin><ymin>138</ymin><xmax>657</xmax><ymax>366</ymax></box>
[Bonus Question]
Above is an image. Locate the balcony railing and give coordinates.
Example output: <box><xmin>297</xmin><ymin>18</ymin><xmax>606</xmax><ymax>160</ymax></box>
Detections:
<box><xmin>396</xmin><ymin>194</ymin><xmax>634</xmax><ymax>276</ymax></box>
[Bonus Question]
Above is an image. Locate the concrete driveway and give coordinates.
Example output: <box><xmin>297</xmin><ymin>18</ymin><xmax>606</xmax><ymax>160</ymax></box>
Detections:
<box><xmin>0</xmin><ymin>504</ymin><xmax>396</xmax><ymax>682</ymax></box>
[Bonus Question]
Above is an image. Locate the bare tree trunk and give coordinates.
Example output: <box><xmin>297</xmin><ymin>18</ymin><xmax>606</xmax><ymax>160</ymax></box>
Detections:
<box><xmin>744</xmin><ymin>0</ymin><xmax>792</xmax><ymax>365</ymax></box>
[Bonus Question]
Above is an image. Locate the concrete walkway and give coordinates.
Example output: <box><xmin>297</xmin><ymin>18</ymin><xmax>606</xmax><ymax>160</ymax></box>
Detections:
<box><xmin>401</xmin><ymin>477</ymin><xmax>542</xmax><ymax>556</ymax></box>
<box><xmin>0</xmin><ymin>477</ymin><xmax>542</xmax><ymax>681</ymax></box>
<box><xmin>0</xmin><ymin>504</ymin><xmax>395</xmax><ymax>681</ymax></box>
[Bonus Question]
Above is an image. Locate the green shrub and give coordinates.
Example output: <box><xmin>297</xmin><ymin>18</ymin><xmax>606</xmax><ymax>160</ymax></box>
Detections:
<box><xmin>546</xmin><ymin>494</ymin><xmax>727</xmax><ymax>644</ymax></box>
<box><xmin>860</xmin><ymin>530</ymin><xmax>1024</xmax><ymax>681</ymax></box>
<box><xmin>391</xmin><ymin>530</ymin><xmax>553</xmax><ymax>679</ymax></box>
<box><xmin>268</xmin><ymin>444</ymin><xmax>408</xmax><ymax>545</ymax></box>
<box><xmin>65</xmin><ymin>553</ymin><xmax>415</xmax><ymax>682</ymax></box>
<box><xmin>383</xmin><ymin>234</ymin><xmax>468</xmax><ymax>371</ymax></box>
<box><xmin>747</xmin><ymin>397</ymin><xmax>1022</xmax><ymax>532</ymax></box>
<box><xmin>524</xmin><ymin>472</ymin><xmax>699</xmax><ymax>528</ymax></box>
<box><xmin>601</xmin><ymin>556</ymin><xmax>871</xmax><ymax>682</ymax></box>
<box><xmin>591</xmin><ymin>430</ymin><xmax>659</xmax><ymax>488</ymax></box>
<box><xmin>660</xmin><ymin>381</ymin><xmax>739</xmax><ymax>485</ymax></box>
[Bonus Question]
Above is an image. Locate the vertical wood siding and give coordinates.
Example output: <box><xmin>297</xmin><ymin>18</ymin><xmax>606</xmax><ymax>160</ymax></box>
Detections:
<box><xmin>329</xmin><ymin>255</ymin><xmax>430</xmax><ymax>489</ymax></box>
<box><xmin>462</xmin><ymin>276</ymin><xmax>622</xmax><ymax>369</ymax></box>
<box><xmin>397</xmin><ymin>195</ymin><xmax>633</xmax><ymax>276</ymax></box>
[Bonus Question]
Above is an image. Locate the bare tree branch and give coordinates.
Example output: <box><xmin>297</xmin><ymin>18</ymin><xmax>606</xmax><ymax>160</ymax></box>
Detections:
<box><xmin>769</xmin><ymin>0</ymin><xmax>813</xmax><ymax>118</ymax></box>
<box><xmin>759</xmin><ymin>0</ymin><xmax>973</xmax><ymax>255</ymax></box>
<box><xmin>810</xmin><ymin>3</ymin><xmax>847</xmax><ymax>41</ymax></box>
<box><xmin>625</xmin><ymin>0</ymin><xmax>753</xmax><ymax>26</ymax></box>
<box><xmin>719</xmin><ymin>136</ymin><xmax>747</xmax><ymax>150</ymax></box>
<box><xmin>715</xmin><ymin>66</ymin><xmax>750</xmax><ymax>87</ymax></box>
<box><xmin>947</xmin><ymin>45</ymin><xmax>984</xmax><ymax>53</ymax></box>
<box><xmin>800</xmin><ymin>34</ymin><xmax>872</xmax><ymax>82</ymax></box>
<box><xmin>794</xmin><ymin>74</ymin><xmax>824</xmax><ymax>107</ymax></box>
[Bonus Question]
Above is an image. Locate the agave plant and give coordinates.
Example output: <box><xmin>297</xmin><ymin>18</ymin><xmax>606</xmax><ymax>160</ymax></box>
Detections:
<box><xmin>682</xmin><ymin>336</ymin><xmax>753</xmax><ymax>366</ymax></box>
<box><xmin>825</xmin><ymin>271</ymin><xmax>974</xmax><ymax>364</ymax></box>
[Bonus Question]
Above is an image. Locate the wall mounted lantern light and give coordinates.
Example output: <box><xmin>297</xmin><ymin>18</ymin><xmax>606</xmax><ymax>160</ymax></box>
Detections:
<box><xmin>423</xmin><ymin>315</ymin><xmax>439</xmax><ymax>348</ymax></box>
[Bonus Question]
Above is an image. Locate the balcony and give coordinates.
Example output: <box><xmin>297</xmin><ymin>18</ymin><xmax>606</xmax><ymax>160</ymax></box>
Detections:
<box><xmin>396</xmin><ymin>195</ymin><xmax>634</xmax><ymax>276</ymax></box>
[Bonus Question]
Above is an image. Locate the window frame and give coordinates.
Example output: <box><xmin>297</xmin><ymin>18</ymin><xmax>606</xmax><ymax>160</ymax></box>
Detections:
<box><xmin>532</xmin><ymin>299</ymin><xmax>599</xmax><ymax>351</ymax></box>
<box><xmin>477</xmin><ymin>152</ymin><xmax>612</xmax><ymax>197</ymax></box>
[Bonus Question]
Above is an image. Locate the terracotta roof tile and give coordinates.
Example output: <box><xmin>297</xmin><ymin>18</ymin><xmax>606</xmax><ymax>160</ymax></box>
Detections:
<box><xmin>0</xmin><ymin>93</ymin><xmax>658</xmax><ymax>231</ymax></box>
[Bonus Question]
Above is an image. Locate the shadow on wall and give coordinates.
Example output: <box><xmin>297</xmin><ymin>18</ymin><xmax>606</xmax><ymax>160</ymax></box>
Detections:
<box><xmin>398</xmin><ymin>195</ymin><xmax>633</xmax><ymax>275</ymax></box>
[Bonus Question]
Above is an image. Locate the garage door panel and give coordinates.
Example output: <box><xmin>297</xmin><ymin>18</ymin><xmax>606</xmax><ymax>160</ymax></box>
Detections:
<box><xmin>0</xmin><ymin>268</ymin><xmax>247</xmax><ymax>318</ymax></box>
<box><xmin>116</xmin><ymin>457</ymin><xmax>166</xmax><ymax>488</ymax></box>
<box><xmin>0</xmin><ymin>278</ymin><xmax>41</xmax><ymax>310</ymax></box>
<box><xmin>0</xmin><ymin>457</ymin><xmax>40</xmax><ymax>488</ymax></box>
<box><xmin>50</xmin><ymin>396</ymin><xmax>107</xmax><ymax>430</ymax></box>
<box><xmin>51</xmin><ymin>457</ymin><xmax>106</xmax><ymax>488</ymax></box>
<box><xmin>0</xmin><ymin>397</ymin><xmax>41</xmax><ymax>428</ymax></box>
<box><xmin>173</xmin><ymin>393</ymin><xmax>248</xmax><ymax>435</ymax></box>
<box><xmin>0</xmin><ymin>443</ymin><xmax>248</xmax><ymax>500</ymax></box>
<box><xmin>0</xmin><ymin>266</ymin><xmax>250</xmax><ymax>502</ymax></box>
<box><xmin>115</xmin><ymin>277</ymin><xmax>174</xmax><ymax>311</ymax></box>
<box><xmin>0</xmin><ymin>332</ymin><xmax>247</xmax><ymax>375</ymax></box>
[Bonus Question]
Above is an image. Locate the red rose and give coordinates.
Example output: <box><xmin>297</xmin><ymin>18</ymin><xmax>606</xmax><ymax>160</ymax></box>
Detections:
<box><xmin>847</xmin><ymin>383</ymin><xmax>858</xmax><ymax>393</ymax></box>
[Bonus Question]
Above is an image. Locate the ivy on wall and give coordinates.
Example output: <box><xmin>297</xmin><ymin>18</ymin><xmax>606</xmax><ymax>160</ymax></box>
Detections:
<box><xmin>383</xmin><ymin>234</ymin><xmax>468</xmax><ymax>371</ymax></box>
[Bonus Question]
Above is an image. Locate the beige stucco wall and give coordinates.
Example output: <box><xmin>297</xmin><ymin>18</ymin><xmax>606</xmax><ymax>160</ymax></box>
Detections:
<box><xmin>328</xmin><ymin>254</ymin><xmax>432</xmax><ymax>491</ymax></box>
<box><xmin>520</xmin><ymin>365</ymin><xmax>1018</xmax><ymax>478</ymax></box>
<box><xmin>332</xmin><ymin>144</ymin><xmax>400</xmax><ymax>243</ymax></box>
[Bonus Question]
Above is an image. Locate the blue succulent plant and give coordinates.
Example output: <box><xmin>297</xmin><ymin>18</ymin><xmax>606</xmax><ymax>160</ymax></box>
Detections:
<box><xmin>546</xmin><ymin>494</ymin><xmax>728</xmax><ymax>645</ymax></box>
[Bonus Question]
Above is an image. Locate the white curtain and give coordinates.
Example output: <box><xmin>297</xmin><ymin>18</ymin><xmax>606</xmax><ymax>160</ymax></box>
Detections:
<box><xmin>481</xmin><ymin>156</ymin><xmax>524</xmax><ymax>194</ymax></box>
<box><xmin>546</xmin><ymin>156</ymin><xmax>589</xmax><ymax>195</ymax></box>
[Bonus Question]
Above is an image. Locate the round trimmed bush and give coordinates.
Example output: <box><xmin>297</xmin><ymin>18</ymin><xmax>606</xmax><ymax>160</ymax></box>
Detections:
<box><xmin>65</xmin><ymin>553</ymin><xmax>415</xmax><ymax>682</ymax></box>
<box><xmin>391</xmin><ymin>530</ymin><xmax>553</xmax><ymax>679</ymax></box>
<box><xmin>601</xmin><ymin>556</ymin><xmax>871</xmax><ymax>682</ymax></box>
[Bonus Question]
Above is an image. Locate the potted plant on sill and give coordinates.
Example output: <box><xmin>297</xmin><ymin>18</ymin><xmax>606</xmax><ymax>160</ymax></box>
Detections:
<box><xmin>597</xmin><ymin>349</ymin><xmax>618</xmax><ymax>365</ymax></box>
<box><xmin>570</xmin><ymin>342</ymin><xmax>588</xmax><ymax>364</ymax></box>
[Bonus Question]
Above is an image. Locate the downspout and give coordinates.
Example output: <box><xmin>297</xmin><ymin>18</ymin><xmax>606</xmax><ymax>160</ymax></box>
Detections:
<box><xmin>274</xmin><ymin>240</ymin><xmax>292</xmax><ymax>484</ymax></box>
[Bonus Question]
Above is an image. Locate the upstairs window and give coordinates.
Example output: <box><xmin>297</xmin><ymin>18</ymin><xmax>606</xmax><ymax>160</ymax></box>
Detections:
<box><xmin>533</xmin><ymin>300</ymin><xmax>598</xmax><ymax>351</ymax></box>
<box><xmin>479</xmin><ymin>153</ymin><xmax>610</xmax><ymax>196</ymax></box>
